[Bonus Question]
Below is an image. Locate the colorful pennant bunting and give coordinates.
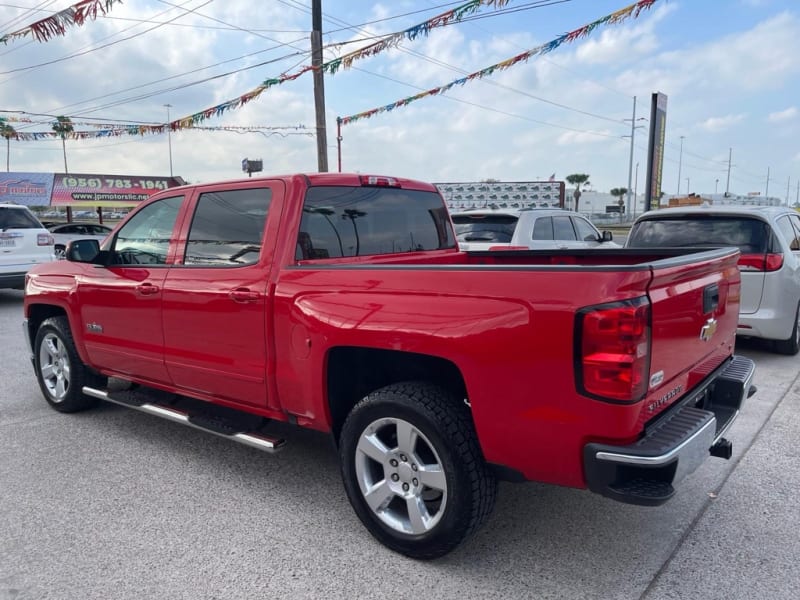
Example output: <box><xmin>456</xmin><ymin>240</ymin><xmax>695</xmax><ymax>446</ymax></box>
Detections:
<box><xmin>338</xmin><ymin>0</ymin><xmax>658</xmax><ymax>126</ymax></box>
<box><xmin>1</xmin><ymin>0</ymin><xmax>123</xmax><ymax>45</ymax></box>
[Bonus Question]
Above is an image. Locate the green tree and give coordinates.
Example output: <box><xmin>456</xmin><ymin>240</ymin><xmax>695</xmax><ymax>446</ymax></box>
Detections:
<box><xmin>0</xmin><ymin>120</ymin><xmax>15</xmax><ymax>172</ymax></box>
<box><xmin>52</xmin><ymin>116</ymin><xmax>74</xmax><ymax>173</ymax></box>
<box><xmin>610</xmin><ymin>187</ymin><xmax>628</xmax><ymax>221</ymax></box>
<box><xmin>566</xmin><ymin>173</ymin><xmax>590</xmax><ymax>211</ymax></box>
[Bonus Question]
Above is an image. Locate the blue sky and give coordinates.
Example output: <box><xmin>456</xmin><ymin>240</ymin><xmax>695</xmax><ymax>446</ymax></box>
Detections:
<box><xmin>1</xmin><ymin>0</ymin><xmax>798</xmax><ymax>200</ymax></box>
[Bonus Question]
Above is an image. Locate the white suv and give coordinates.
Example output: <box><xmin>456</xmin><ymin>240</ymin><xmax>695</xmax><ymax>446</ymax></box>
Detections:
<box><xmin>0</xmin><ymin>204</ymin><xmax>55</xmax><ymax>289</ymax></box>
<box><xmin>450</xmin><ymin>207</ymin><xmax>619</xmax><ymax>251</ymax></box>
<box><xmin>626</xmin><ymin>205</ymin><xmax>800</xmax><ymax>354</ymax></box>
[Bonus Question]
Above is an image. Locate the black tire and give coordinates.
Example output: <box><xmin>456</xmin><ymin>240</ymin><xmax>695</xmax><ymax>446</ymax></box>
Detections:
<box><xmin>54</xmin><ymin>245</ymin><xmax>66</xmax><ymax>260</ymax></box>
<box><xmin>33</xmin><ymin>316</ymin><xmax>104</xmax><ymax>413</ymax></box>
<box><xmin>774</xmin><ymin>303</ymin><xmax>800</xmax><ymax>355</ymax></box>
<box><xmin>339</xmin><ymin>381</ymin><xmax>497</xmax><ymax>559</ymax></box>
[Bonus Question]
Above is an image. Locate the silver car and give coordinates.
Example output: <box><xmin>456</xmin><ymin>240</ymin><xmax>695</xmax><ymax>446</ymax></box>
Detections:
<box><xmin>48</xmin><ymin>222</ymin><xmax>113</xmax><ymax>259</ymax></box>
<box><xmin>626</xmin><ymin>205</ymin><xmax>800</xmax><ymax>354</ymax></box>
<box><xmin>450</xmin><ymin>207</ymin><xmax>619</xmax><ymax>251</ymax></box>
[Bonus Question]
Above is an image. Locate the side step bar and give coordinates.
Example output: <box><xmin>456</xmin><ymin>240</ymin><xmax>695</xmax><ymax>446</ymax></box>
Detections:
<box><xmin>82</xmin><ymin>386</ymin><xmax>285</xmax><ymax>453</ymax></box>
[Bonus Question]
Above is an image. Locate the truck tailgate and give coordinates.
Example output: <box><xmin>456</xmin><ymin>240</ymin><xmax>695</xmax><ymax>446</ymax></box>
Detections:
<box><xmin>644</xmin><ymin>248</ymin><xmax>740</xmax><ymax>423</ymax></box>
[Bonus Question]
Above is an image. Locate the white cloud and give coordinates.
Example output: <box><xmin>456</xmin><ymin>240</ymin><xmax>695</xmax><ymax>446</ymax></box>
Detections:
<box><xmin>768</xmin><ymin>107</ymin><xmax>797</xmax><ymax>122</ymax></box>
<box><xmin>697</xmin><ymin>114</ymin><xmax>746</xmax><ymax>132</ymax></box>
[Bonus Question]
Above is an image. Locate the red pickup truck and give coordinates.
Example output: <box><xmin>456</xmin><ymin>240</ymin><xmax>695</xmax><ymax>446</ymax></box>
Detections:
<box><xmin>23</xmin><ymin>173</ymin><xmax>755</xmax><ymax>559</ymax></box>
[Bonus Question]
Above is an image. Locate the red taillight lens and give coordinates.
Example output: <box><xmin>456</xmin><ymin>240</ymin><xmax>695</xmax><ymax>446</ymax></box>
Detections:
<box><xmin>576</xmin><ymin>297</ymin><xmax>650</xmax><ymax>403</ymax></box>
<box><xmin>738</xmin><ymin>253</ymin><xmax>783</xmax><ymax>272</ymax></box>
<box><xmin>359</xmin><ymin>175</ymin><xmax>400</xmax><ymax>188</ymax></box>
<box><xmin>37</xmin><ymin>233</ymin><xmax>54</xmax><ymax>246</ymax></box>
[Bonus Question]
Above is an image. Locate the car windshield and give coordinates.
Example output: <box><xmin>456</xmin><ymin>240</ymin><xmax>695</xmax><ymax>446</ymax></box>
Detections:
<box><xmin>0</xmin><ymin>207</ymin><xmax>42</xmax><ymax>230</ymax></box>
<box><xmin>451</xmin><ymin>214</ymin><xmax>517</xmax><ymax>243</ymax></box>
<box><xmin>627</xmin><ymin>216</ymin><xmax>771</xmax><ymax>254</ymax></box>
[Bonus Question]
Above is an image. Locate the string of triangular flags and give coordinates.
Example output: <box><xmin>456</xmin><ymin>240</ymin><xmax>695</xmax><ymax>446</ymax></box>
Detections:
<box><xmin>1</xmin><ymin>0</ymin><xmax>123</xmax><ymax>45</ymax></box>
<box><xmin>338</xmin><ymin>0</ymin><xmax>658</xmax><ymax>126</ymax></box>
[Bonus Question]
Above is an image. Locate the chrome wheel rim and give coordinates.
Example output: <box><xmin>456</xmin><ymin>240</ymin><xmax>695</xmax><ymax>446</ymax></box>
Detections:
<box><xmin>355</xmin><ymin>417</ymin><xmax>448</xmax><ymax>536</ymax></box>
<box><xmin>39</xmin><ymin>332</ymin><xmax>71</xmax><ymax>402</ymax></box>
<box><xmin>54</xmin><ymin>246</ymin><xmax>66</xmax><ymax>260</ymax></box>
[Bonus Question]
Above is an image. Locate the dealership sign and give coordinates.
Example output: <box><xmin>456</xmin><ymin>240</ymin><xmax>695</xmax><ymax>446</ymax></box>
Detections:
<box><xmin>50</xmin><ymin>173</ymin><xmax>184</xmax><ymax>206</ymax></box>
<box><xmin>0</xmin><ymin>172</ymin><xmax>55</xmax><ymax>206</ymax></box>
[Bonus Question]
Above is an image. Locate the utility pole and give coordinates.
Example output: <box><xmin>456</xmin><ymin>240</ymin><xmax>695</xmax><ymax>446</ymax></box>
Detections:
<box><xmin>677</xmin><ymin>135</ymin><xmax>684</xmax><ymax>195</ymax></box>
<box><xmin>686</xmin><ymin>177</ymin><xmax>690</xmax><ymax>194</ymax></box>
<box><xmin>625</xmin><ymin>96</ymin><xmax>636</xmax><ymax>218</ymax></box>
<box><xmin>633</xmin><ymin>161</ymin><xmax>639</xmax><ymax>219</ymax></box>
<box><xmin>725</xmin><ymin>147</ymin><xmax>732</xmax><ymax>196</ymax></box>
<box><xmin>715</xmin><ymin>178</ymin><xmax>719</xmax><ymax>194</ymax></box>
<box><xmin>164</xmin><ymin>104</ymin><xmax>173</xmax><ymax>177</ymax></box>
<box><xmin>311</xmin><ymin>0</ymin><xmax>329</xmax><ymax>172</ymax></box>
<box><xmin>786</xmin><ymin>177</ymin><xmax>791</xmax><ymax>205</ymax></box>
<box><xmin>765</xmin><ymin>166</ymin><xmax>770</xmax><ymax>198</ymax></box>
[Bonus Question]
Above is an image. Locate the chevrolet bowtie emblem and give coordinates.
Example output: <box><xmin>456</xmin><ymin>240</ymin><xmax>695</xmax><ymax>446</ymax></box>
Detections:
<box><xmin>700</xmin><ymin>318</ymin><xmax>718</xmax><ymax>342</ymax></box>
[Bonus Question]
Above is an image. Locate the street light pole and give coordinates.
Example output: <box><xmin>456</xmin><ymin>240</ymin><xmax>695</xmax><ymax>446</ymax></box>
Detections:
<box><xmin>164</xmin><ymin>104</ymin><xmax>173</xmax><ymax>177</ymax></box>
<box><xmin>677</xmin><ymin>135</ymin><xmax>684</xmax><ymax>195</ymax></box>
<box><xmin>625</xmin><ymin>96</ymin><xmax>636</xmax><ymax>218</ymax></box>
<box><xmin>715</xmin><ymin>178</ymin><xmax>719</xmax><ymax>194</ymax></box>
<box><xmin>633</xmin><ymin>162</ymin><xmax>639</xmax><ymax>219</ymax></box>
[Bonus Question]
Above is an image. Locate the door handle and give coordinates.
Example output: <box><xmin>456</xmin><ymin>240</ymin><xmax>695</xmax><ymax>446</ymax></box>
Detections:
<box><xmin>136</xmin><ymin>283</ymin><xmax>160</xmax><ymax>296</ymax></box>
<box><xmin>229</xmin><ymin>288</ymin><xmax>260</xmax><ymax>303</ymax></box>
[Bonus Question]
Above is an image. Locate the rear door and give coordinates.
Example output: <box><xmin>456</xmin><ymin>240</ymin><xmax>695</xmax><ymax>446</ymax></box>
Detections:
<box><xmin>161</xmin><ymin>181</ymin><xmax>284</xmax><ymax>409</ymax></box>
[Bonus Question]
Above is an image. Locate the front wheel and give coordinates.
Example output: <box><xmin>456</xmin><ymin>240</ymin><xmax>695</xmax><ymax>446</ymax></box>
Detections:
<box><xmin>339</xmin><ymin>381</ymin><xmax>496</xmax><ymax>559</ymax></box>
<box><xmin>774</xmin><ymin>303</ymin><xmax>800</xmax><ymax>355</ymax></box>
<box><xmin>34</xmin><ymin>316</ymin><xmax>102</xmax><ymax>412</ymax></box>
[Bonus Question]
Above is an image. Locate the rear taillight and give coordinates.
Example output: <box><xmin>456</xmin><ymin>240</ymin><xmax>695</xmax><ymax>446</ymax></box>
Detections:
<box><xmin>359</xmin><ymin>175</ymin><xmax>400</xmax><ymax>188</ymax></box>
<box><xmin>37</xmin><ymin>233</ymin><xmax>54</xmax><ymax>246</ymax></box>
<box><xmin>738</xmin><ymin>253</ymin><xmax>783</xmax><ymax>272</ymax></box>
<box><xmin>575</xmin><ymin>297</ymin><xmax>651</xmax><ymax>403</ymax></box>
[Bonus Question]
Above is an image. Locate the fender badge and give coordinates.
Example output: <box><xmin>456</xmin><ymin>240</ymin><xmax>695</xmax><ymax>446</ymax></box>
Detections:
<box><xmin>700</xmin><ymin>318</ymin><xmax>718</xmax><ymax>342</ymax></box>
<box><xmin>86</xmin><ymin>322</ymin><xmax>103</xmax><ymax>333</ymax></box>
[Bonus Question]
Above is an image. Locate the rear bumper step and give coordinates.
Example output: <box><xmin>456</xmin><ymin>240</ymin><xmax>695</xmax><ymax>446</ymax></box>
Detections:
<box><xmin>583</xmin><ymin>354</ymin><xmax>755</xmax><ymax>506</ymax></box>
<box><xmin>82</xmin><ymin>386</ymin><xmax>285</xmax><ymax>453</ymax></box>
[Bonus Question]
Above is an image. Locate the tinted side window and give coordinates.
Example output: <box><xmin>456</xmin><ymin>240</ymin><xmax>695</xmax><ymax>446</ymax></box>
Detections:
<box><xmin>184</xmin><ymin>188</ymin><xmax>272</xmax><ymax>266</ymax></box>
<box><xmin>572</xmin><ymin>217</ymin><xmax>599</xmax><ymax>241</ymax></box>
<box><xmin>0</xmin><ymin>207</ymin><xmax>41</xmax><ymax>229</ymax></box>
<box><xmin>532</xmin><ymin>217</ymin><xmax>553</xmax><ymax>240</ymax></box>
<box><xmin>776</xmin><ymin>215</ymin><xmax>800</xmax><ymax>251</ymax></box>
<box><xmin>552</xmin><ymin>216</ymin><xmax>577</xmax><ymax>240</ymax></box>
<box><xmin>298</xmin><ymin>186</ymin><xmax>454</xmax><ymax>259</ymax></box>
<box><xmin>113</xmin><ymin>196</ymin><xmax>183</xmax><ymax>265</ymax></box>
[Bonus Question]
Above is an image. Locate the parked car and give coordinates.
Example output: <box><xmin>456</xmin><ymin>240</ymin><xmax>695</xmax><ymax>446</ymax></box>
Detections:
<box><xmin>48</xmin><ymin>222</ymin><xmax>113</xmax><ymax>259</ymax></box>
<box><xmin>0</xmin><ymin>203</ymin><xmax>55</xmax><ymax>289</ymax></box>
<box><xmin>450</xmin><ymin>207</ymin><xmax>619</xmax><ymax>251</ymax></box>
<box><xmin>626</xmin><ymin>205</ymin><xmax>800</xmax><ymax>354</ymax></box>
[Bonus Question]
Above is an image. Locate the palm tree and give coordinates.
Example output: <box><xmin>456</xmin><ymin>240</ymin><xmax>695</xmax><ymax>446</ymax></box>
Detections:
<box><xmin>52</xmin><ymin>116</ymin><xmax>74</xmax><ymax>172</ymax></box>
<box><xmin>566</xmin><ymin>173</ymin><xmax>590</xmax><ymax>211</ymax></box>
<box><xmin>610</xmin><ymin>187</ymin><xmax>628</xmax><ymax>221</ymax></box>
<box><xmin>0</xmin><ymin>121</ymin><xmax>15</xmax><ymax>171</ymax></box>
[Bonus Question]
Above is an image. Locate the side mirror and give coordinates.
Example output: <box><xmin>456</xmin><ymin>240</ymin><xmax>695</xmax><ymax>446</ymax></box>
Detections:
<box><xmin>602</xmin><ymin>231</ymin><xmax>614</xmax><ymax>243</ymax></box>
<box><xmin>66</xmin><ymin>238</ymin><xmax>100</xmax><ymax>263</ymax></box>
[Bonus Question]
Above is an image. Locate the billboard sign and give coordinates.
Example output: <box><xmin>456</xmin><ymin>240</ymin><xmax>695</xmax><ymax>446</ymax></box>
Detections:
<box><xmin>0</xmin><ymin>172</ymin><xmax>55</xmax><ymax>206</ymax></box>
<box><xmin>644</xmin><ymin>92</ymin><xmax>668</xmax><ymax>211</ymax></box>
<box><xmin>50</xmin><ymin>173</ymin><xmax>184</xmax><ymax>206</ymax></box>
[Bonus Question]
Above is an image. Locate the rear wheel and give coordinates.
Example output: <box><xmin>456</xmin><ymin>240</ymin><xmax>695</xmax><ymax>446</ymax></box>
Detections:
<box><xmin>339</xmin><ymin>381</ymin><xmax>496</xmax><ymax>559</ymax></box>
<box><xmin>774</xmin><ymin>303</ymin><xmax>800</xmax><ymax>355</ymax></box>
<box><xmin>54</xmin><ymin>245</ymin><xmax>66</xmax><ymax>260</ymax></box>
<box><xmin>34</xmin><ymin>316</ymin><xmax>103</xmax><ymax>412</ymax></box>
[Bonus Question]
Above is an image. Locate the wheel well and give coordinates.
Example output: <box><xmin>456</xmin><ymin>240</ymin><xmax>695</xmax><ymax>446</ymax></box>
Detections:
<box><xmin>26</xmin><ymin>304</ymin><xmax>68</xmax><ymax>345</ymax></box>
<box><xmin>327</xmin><ymin>347</ymin><xmax>467</xmax><ymax>443</ymax></box>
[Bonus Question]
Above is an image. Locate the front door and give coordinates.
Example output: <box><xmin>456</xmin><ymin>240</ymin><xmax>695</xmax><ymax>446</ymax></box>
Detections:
<box><xmin>161</xmin><ymin>181</ymin><xmax>283</xmax><ymax>408</ymax></box>
<box><xmin>78</xmin><ymin>195</ymin><xmax>185</xmax><ymax>383</ymax></box>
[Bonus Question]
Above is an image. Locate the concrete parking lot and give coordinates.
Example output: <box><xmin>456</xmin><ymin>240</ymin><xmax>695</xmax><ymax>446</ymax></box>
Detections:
<box><xmin>1</xmin><ymin>288</ymin><xmax>798</xmax><ymax>600</ymax></box>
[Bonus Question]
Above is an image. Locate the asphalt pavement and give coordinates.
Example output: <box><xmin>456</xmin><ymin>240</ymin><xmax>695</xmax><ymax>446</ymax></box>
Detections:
<box><xmin>1</xmin><ymin>288</ymin><xmax>798</xmax><ymax>600</ymax></box>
